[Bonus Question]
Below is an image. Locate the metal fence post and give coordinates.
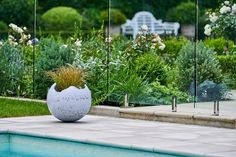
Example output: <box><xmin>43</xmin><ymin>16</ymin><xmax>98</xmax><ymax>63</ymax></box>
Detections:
<box><xmin>124</xmin><ymin>94</ymin><xmax>129</xmax><ymax>108</ymax></box>
<box><xmin>213</xmin><ymin>100</ymin><xmax>219</xmax><ymax>116</ymax></box>
<box><xmin>172</xmin><ymin>96</ymin><xmax>177</xmax><ymax>112</ymax></box>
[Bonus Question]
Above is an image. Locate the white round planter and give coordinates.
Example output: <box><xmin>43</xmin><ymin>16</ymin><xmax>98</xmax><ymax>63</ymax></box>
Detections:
<box><xmin>47</xmin><ymin>83</ymin><xmax>91</xmax><ymax>122</ymax></box>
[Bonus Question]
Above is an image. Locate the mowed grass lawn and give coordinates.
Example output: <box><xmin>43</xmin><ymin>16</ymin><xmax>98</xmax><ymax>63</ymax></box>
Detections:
<box><xmin>0</xmin><ymin>98</ymin><xmax>50</xmax><ymax>118</ymax></box>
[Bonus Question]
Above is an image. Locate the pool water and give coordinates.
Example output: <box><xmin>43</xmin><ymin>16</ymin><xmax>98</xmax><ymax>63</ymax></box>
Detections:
<box><xmin>0</xmin><ymin>132</ymin><xmax>199</xmax><ymax>157</ymax></box>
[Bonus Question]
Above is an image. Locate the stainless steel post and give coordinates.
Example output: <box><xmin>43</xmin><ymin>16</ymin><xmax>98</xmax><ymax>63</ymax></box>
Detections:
<box><xmin>213</xmin><ymin>100</ymin><xmax>219</xmax><ymax>116</ymax></box>
<box><xmin>124</xmin><ymin>94</ymin><xmax>129</xmax><ymax>108</ymax></box>
<box><xmin>172</xmin><ymin>96</ymin><xmax>177</xmax><ymax>112</ymax></box>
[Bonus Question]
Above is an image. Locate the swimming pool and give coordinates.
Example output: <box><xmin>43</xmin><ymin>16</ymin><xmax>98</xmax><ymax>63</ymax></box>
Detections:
<box><xmin>0</xmin><ymin>132</ymin><xmax>201</xmax><ymax>157</ymax></box>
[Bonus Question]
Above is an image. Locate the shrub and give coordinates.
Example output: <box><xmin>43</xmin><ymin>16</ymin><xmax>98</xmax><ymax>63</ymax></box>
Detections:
<box><xmin>217</xmin><ymin>55</ymin><xmax>236</xmax><ymax>89</ymax></box>
<box><xmin>35</xmin><ymin>38</ymin><xmax>76</xmax><ymax>98</ymax></box>
<box><xmin>0</xmin><ymin>21</ymin><xmax>8</xmax><ymax>39</ymax></box>
<box><xmin>141</xmin><ymin>81</ymin><xmax>191</xmax><ymax>105</ymax></box>
<box><xmin>82</xmin><ymin>8</ymin><xmax>102</xmax><ymax>28</ymax></box>
<box><xmin>125</xmin><ymin>32</ymin><xmax>165</xmax><ymax>58</ymax></box>
<box><xmin>100</xmin><ymin>9</ymin><xmax>127</xmax><ymax>25</ymax></box>
<box><xmin>0</xmin><ymin>21</ymin><xmax>8</xmax><ymax>32</ymax></box>
<box><xmin>0</xmin><ymin>0</ymin><xmax>34</xmax><ymax>27</ymax></box>
<box><xmin>192</xmin><ymin>80</ymin><xmax>229</xmax><ymax>101</ymax></box>
<box><xmin>204</xmin><ymin>1</ymin><xmax>236</xmax><ymax>41</ymax></box>
<box><xmin>134</xmin><ymin>53</ymin><xmax>169</xmax><ymax>85</ymax></box>
<box><xmin>46</xmin><ymin>66</ymin><xmax>87</xmax><ymax>91</ymax></box>
<box><xmin>176</xmin><ymin>41</ymin><xmax>223</xmax><ymax>91</ymax></box>
<box><xmin>158</xmin><ymin>37</ymin><xmax>188</xmax><ymax>63</ymax></box>
<box><xmin>204</xmin><ymin>37</ymin><xmax>234</xmax><ymax>55</ymax></box>
<box><xmin>166</xmin><ymin>2</ymin><xmax>196</xmax><ymax>24</ymax></box>
<box><xmin>0</xmin><ymin>42</ymin><xmax>24</xmax><ymax>95</ymax></box>
<box><xmin>217</xmin><ymin>55</ymin><xmax>236</xmax><ymax>74</ymax></box>
<box><xmin>41</xmin><ymin>7</ymin><xmax>83</xmax><ymax>31</ymax></box>
<box><xmin>108</xmin><ymin>67</ymin><xmax>148</xmax><ymax>105</ymax></box>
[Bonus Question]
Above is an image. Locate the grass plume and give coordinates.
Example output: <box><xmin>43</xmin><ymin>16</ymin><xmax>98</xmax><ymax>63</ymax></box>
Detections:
<box><xmin>46</xmin><ymin>65</ymin><xmax>87</xmax><ymax>91</ymax></box>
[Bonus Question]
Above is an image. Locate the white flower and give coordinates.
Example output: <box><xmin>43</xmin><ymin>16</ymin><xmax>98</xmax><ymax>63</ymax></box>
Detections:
<box><xmin>22</xmin><ymin>34</ymin><xmax>28</xmax><ymax>40</ymax></box>
<box><xmin>159</xmin><ymin>43</ymin><xmax>165</xmax><ymax>50</ymax></box>
<box><xmin>61</xmin><ymin>44</ymin><xmax>68</xmax><ymax>48</ymax></box>
<box><xmin>220</xmin><ymin>5</ymin><xmax>231</xmax><ymax>14</ymax></box>
<box><xmin>151</xmin><ymin>43</ymin><xmax>156</xmax><ymax>49</ymax></box>
<box><xmin>9</xmin><ymin>23</ymin><xmax>17</xmax><ymax>29</ymax></box>
<box><xmin>224</xmin><ymin>1</ymin><xmax>230</xmax><ymax>5</ymax></box>
<box><xmin>152</xmin><ymin>34</ymin><xmax>161</xmax><ymax>43</ymax></box>
<box><xmin>232</xmin><ymin>4</ymin><xmax>236</xmax><ymax>13</ymax></box>
<box><xmin>8</xmin><ymin>35</ymin><xmax>15</xmax><ymax>40</ymax></box>
<box><xmin>105</xmin><ymin>36</ymin><xmax>112</xmax><ymax>43</ymax></box>
<box><xmin>209</xmin><ymin>13</ymin><xmax>218</xmax><ymax>23</ymax></box>
<box><xmin>75</xmin><ymin>39</ymin><xmax>82</xmax><ymax>48</ymax></box>
<box><xmin>0</xmin><ymin>41</ymin><xmax>3</xmax><ymax>46</ymax></box>
<box><xmin>204</xmin><ymin>24</ymin><xmax>212</xmax><ymax>36</ymax></box>
<box><xmin>9</xmin><ymin>23</ymin><xmax>23</xmax><ymax>34</ymax></box>
<box><xmin>27</xmin><ymin>40</ymin><xmax>33</xmax><ymax>45</ymax></box>
<box><xmin>141</xmin><ymin>24</ymin><xmax>148</xmax><ymax>32</ymax></box>
<box><xmin>23</xmin><ymin>27</ymin><xmax>27</xmax><ymax>31</ymax></box>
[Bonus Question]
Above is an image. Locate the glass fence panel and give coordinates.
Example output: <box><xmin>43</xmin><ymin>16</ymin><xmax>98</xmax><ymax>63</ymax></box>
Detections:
<box><xmin>196</xmin><ymin>0</ymin><xmax>236</xmax><ymax>113</ymax></box>
<box><xmin>33</xmin><ymin>0</ymin><xmax>109</xmax><ymax>106</ymax></box>
<box><xmin>0</xmin><ymin>0</ymin><xmax>35</xmax><ymax>98</ymax></box>
<box><xmin>108</xmin><ymin>0</ymin><xmax>196</xmax><ymax>107</ymax></box>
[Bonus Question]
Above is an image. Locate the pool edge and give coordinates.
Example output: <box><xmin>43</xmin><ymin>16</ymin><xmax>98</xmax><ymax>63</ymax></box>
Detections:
<box><xmin>0</xmin><ymin>130</ymin><xmax>208</xmax><ymax>157</ymax></box>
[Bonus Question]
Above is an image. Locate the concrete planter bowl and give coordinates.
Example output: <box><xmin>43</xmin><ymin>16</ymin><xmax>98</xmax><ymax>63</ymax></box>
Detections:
<box><xmin>47</xmin><ymin>83</ymin><xmax>91</xmax><ymax>122</ymax></box>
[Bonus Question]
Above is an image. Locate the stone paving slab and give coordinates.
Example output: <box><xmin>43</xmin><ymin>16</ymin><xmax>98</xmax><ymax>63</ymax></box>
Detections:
<box><xmin>0</xmin><ymin>115</ymin><xmax>236</xmax><ymax>157</ymax></box>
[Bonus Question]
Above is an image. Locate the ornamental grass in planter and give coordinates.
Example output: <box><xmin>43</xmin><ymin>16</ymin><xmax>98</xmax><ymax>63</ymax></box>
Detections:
<box><xmin>46</xmin><ymin>65</ymin><xmax>91</xmax><ymax>122</ymax></box>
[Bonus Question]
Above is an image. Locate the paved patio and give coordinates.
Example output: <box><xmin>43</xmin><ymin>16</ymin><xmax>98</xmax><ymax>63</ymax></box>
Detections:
<box><xmin>1</xmin><ymin>115</ymin><xmax>236</xmax><ymax>157</ymax></box>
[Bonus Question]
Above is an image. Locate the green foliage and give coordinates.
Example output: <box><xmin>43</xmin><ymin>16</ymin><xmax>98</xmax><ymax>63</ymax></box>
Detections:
<box><xmin>0</xmin><ymin>21</ymin><xmax>8</xmax><ymax>39</ymax></box>
<box><xmin>73</xmin><ymin>30</ymin><xmax>109</xmax><ymax>105</ymax></box>
<box><xmin>82</xmin><ymin>8</ymin><xmax>102</xmax><ymax>28</ymax></box>
<box><xmin>0</xmin><ymin>21</ymin><xmax>8</xmax><ymax>32</ymax></box>
<box><xmin>111</xmin><ymin>0</ymin><xmax>192</xmax><ymax>20</ymax></box>
<box><xmin>109</xmin><ymin>68</ymin><xmax>148</xmax><ymax>104</ymax></box>
<box><xmin>204</xmin><ymin>37</ymin><xmax>234</xmax><ymax>55</ymax></box>
<box><xmin>217</xmin><ymin>55</ymin><xmax>236</xmax><ymax>74</ymax></box>
<box><xmin>0</xmin><ymin>42</ymin><xmax>24</xmax><ymax>96</ymax></box>
<box><xmin>125</xmin><ymin>33</ymin><xmax>165</xmax><ymax>59</ymax></box>
<box><xmin>38</xmin><ymin>0</ymin><xmax>108</xmax><ymax>13</ymax></box>
<box><xmin>41</xmin><ymin>6</ymin><xmax>84</xmax><ymax>31</ymax></box>
<box><xmin>142</xmin><ymin>82</ymin><xmax>191</xmax><ymax>105</ymax></box>
<box><xmin>0</xmin><ymin>0</ymin><xmax>34</xmax><ymax>28</ymax></box>
<box><xmin>195</xmin><ymin>80</ymin><xmax>229</xmax><ymax>101</ymax></box>
<box><xmin>134</xmin><ymin>53</ymin><xmax>169</xmax><ymax>85</ymax></box>
<box><xmin>166</xmin><ymin>2</ymin><xmax>196</xmax><ymax>24</ymax></box>
<box><xmin>0</xmin><ymin>98</ymin><xmax>49</xmax><ymax>118</ymax></box>
<box><xmin>35</xmin><ymin>38</ymin><xmax>76</xmax><ymax>98</ymax></box>
<box><xmin>217</xmin><ymin>55</ymin><xmax>236</xmax><ymax>89</ymax></box>
<box><xmin>159</xmin><ymin>37</ymin><xmax>188</xmax><ymax>63</ymax></box>
<box><xmin>176</xmin><ymin>41</ymin><xmax>223</xmax><ymax>91</ymax></box>
<box><xmin>100</xmin><ymin>9</ymin><xmax>127</xmax><ymax>25</ymax></box>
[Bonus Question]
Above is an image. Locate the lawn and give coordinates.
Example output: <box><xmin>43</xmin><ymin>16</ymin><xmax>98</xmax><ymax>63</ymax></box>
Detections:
<box><xmin>0</xmin><ymin>98</ymin><xmax>50</xmax><ymax>118</ymax></box>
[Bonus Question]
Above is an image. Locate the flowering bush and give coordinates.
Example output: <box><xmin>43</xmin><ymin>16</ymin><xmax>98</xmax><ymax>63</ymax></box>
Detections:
<box><xmin>125</xmin><ymin>24</ymin><xmax>165</xmax><ymax>59</ymax></box>
<box><xmin>8</xmin><ymin>23</ymin><xmax>31</xmax><ymax>45</ymax></box>
<box><xmin>204</xmin><ymin>1</ymin><xmax>236</xmax><ymax>40</ymax></box>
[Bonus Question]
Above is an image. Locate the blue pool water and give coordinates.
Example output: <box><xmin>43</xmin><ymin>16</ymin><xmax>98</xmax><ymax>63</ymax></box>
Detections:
<box><xmin>0</xmin><ymin>132</ymin><xmax>200</xmax><ymax>157</ymax></box>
